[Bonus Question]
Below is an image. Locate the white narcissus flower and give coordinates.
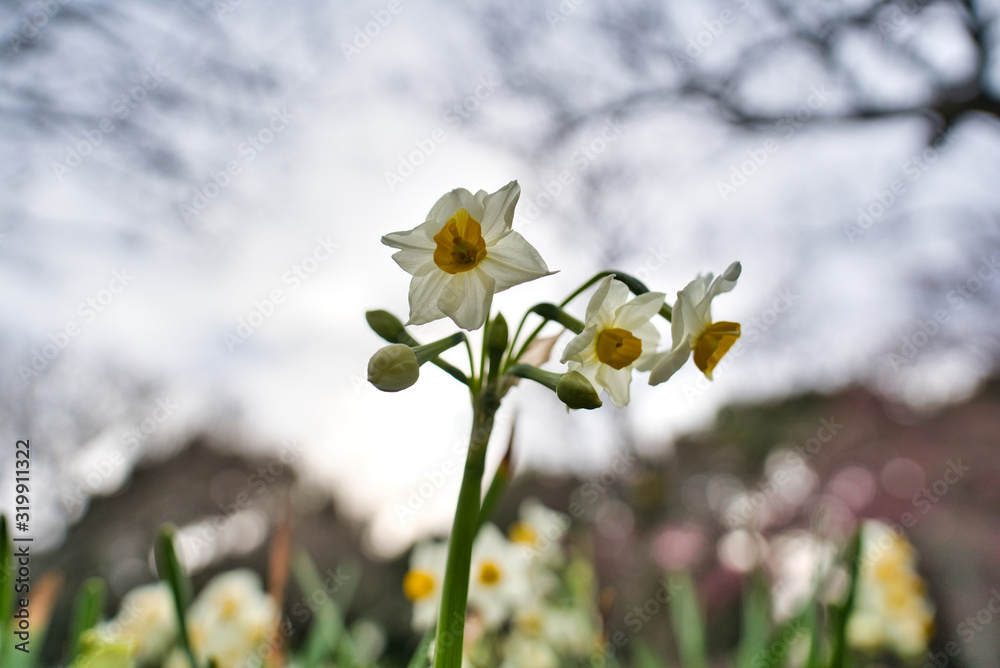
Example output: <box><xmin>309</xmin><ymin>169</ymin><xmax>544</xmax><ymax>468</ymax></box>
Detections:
<box><xmin>559</xmin><ymin>276</ymin><xmax>664</xmax><ymax>408</ymax></box>
<box><xmin>94</xmin><ymin>582</ymin><xmax>177</xmax><ymax>664</ymax></box>
<box><xmin>649</xmin><ymin>261</ymin><xmax>741</xmax><ymax>385</ymax></box>
<box><xmin>403</xmin><ymin>540</ymin><xmax>448</xmax><ymax>631</ymax></box>
<box><xmin>508</xmin><ymin>497</ymin><xmax>570</xmax><ymax>567</ymax></box>
<box><xmin>847</xmin><ymin>521</ymin><xmax>935</xmax><ymax>658</ymax></box>
<box><xmin>468</xmin><ymin>524</ymin><xmax>531</xmax><ymax>628</ymax></box>
<box><xmin>185</xmin><ymin>569</ymin><xmax>280</xmax><ymax>668</ymax></box>
<box><xmin>381</xmin><ymin>181</ymin><xmax>552</xmax><ymax>331</ymax></box>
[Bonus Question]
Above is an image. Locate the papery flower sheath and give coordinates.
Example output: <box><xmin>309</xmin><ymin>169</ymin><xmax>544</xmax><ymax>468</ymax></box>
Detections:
<box><xmin>649</xmin><ymin>262</ymin><xmax>741</xmax><ymax>385</ymax></box>
<box><xmin>381</xmin><ymin>181</ymin><xmax>552</xmax><ymax>331</ymax></box>
<box><xmin>560</xmin><ymin>276</ymin><xmax>663</xmax><ymax>408</ymax></box>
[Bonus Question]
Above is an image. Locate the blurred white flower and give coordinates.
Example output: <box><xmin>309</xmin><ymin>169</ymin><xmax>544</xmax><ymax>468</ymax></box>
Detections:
<box><xmin>500</xmin><ymin>632</ymin><xmax>559</xmax><ymax>668</ymax></box>
<box><xmin>382</xmin><ymin>181</ymin><xmax>552</xmax><ymax>331</ymax></box>
<box><xmin>847</xmin><ymin>520</ymin><xmax>935</xmax><ymax>657</ymax></box>
<box><xmin>508</xmin><ymin>497</ymin><xmax>570</xmax><ymax>567</ymax></box>
<box><xmin>94</xmin><ymin>581</ymin><xmax>176</xmax><ymax>664</ymax></box>
<box><xmin>512</xmin><ymin>603</ymin><xmax>595</xmax><ymax>659</ymax></box>
<box><xmin>649</xmin><ymin>262</ymin><xmax>741</xmax><ymax>385</ymax></box>
<box><xmin>468</xmin><ymin>524</ymin><xmax>531</xmax><ymax>627</ymax></box>
<box><xmin>560</xmin><ymin>276</ymin><xmax>663</xmax><ymax>407</ymax></box>
<box><xmin>186</xmin><ymin>569</ymin><xmax>279</xmax><ymax>668</ymax></box>
<box><xmin>403</xmin><ymin>540</ymin><xmax>448</xmax><ymax>631</ymax></box>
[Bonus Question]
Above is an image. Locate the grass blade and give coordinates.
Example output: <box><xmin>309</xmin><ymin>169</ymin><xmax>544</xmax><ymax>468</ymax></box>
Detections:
<box><xmin>67</xmin><ymin>577</ymin><xmax>107</xmax><ymax>661</ymax></box>
<box><xmin>154</xmin><ymin>524</ymin><xmax>197</xmax><ymax>668</ymax></box>
<box><xmin>667</xmin><ymin>572</ymin><xmax>707</xmax><ymax>668</ymax></box>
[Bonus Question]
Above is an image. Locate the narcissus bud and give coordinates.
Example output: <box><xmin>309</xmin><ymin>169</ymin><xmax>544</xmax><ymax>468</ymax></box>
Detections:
<box><xmin>556</xmin><ymin>370</ymin><xmax>603</xmax><ymax>410</ymax></box>
<box><xmin>508</xmin><ymin>365</ymin><xmax>603</xmax><ymax>410</ymax></box>
<box><xmin>368</xmin><ymin>344</ymin><xmax>420</xmax><ymax>392</ymax></box>
<box><xmin>366</xmin><ymin>310</ymin><xmax>408</xmax><ymax>343</ymax></box>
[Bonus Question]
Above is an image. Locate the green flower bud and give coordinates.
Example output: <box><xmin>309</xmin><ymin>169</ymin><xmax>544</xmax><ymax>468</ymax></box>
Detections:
<box><xmin>487</xmin><ymin>313</ymin><xmax>509</xmax><ymax>381</ymax></box>
<box><xmin>368</xmin><ymin>344</ymin><xmax>420</xmax><ymax>392</ymax></box>
<box><xmin>365</xmin><ymin>310</ymin><xmax>409</xmax><ymax>343</ymax></box>
<box><xmin>508</xmin><ymin>365</ymin><xmax>603</xmax><ymax>410</ymax></box>
<box><xmin>556</xmin><ymin>370</ymin><xmax>603</xmax><ymax>410</ymax></box>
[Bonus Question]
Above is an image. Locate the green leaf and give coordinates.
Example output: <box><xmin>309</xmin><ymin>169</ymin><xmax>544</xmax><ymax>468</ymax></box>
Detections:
<box><xmin>736</xmin><ymin>572</ymin><xmax>770</xmax><ymax>668</ymax></box>
<box><xmin>291</xmin><ymin>549</ymin><xmax>360</xmax><ymax>666</ymax></box>
<box><xmin>667</xmin><ymin>572</ymin><xmax>707</xmax><ymax>668</ymax></box>
<box><xmin>0</xmin><ymin>515</ymin><xmax>12</xmax><ymax>623</ymax></box>
<box><xmin>154</xmin><ymin>524</ymin><xmax>197</xmax><ymax>668</ymax></box>
<box><xmin>68</xmin><ymin>631</ymin><xmax>135</xmax><ymax>668</ymax></box>
<box><xmin>828</xmin><ymin>529</ymin><xmax>862</xmax><ymax>668</ymax></box>
<box><xmin>804</xmin><ymin>600</ymin><xmax>822</xmax><ymax>668</ymax></box>
<box><xmin>406</xmin><ymin>629</ymin><xmax>435</xmax><ymax>668</ymax></box>
<box><xmin>633</xmin><ymin>639</ymin><xmax>670</xmax><ymax>668</ymax></box>
<box><xmin>67</xmin><ymin>577</ymin><xmax>107</xmax><ymax>661</ymax></box>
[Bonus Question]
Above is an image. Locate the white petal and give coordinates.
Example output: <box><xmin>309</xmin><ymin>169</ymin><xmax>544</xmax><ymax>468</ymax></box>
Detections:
<box><xmin>615</xmin><ymin>291</ymin><xmax>664</xmax><ymax>331</ymax></box>
<box><xmin>482</xmin><ymin>232</ymin><xmax>552</xmax><ymax>292</ymax></box>
<box><xmin>438</xmin><ymin>270</ymin><xmax>496</xmax><ymax>331</ymax></box>
<box><xmin>560</xmin><ymin>326</ymin><xmax>597</xmax><ymax>363</ymax></box>
<box><xmin>633</xmin><ymin>321</ymin><xmax>662</xmax><ymax>369</ymax></box>
<box><xmin>596</xmin><ymin>364</ymin><xmax>632</xmax><ymax>408</ymax></box>
<box><xmin>406</xmin><ymin>270</ymin><xmax>451</xmax><ymax>326</ymax></box>
<box><xmin>679</xmin><ymin>288</ymin><xmax>708</xmax><ymax>340</ymax></box>
<box><xmin>648</xmin><ymin>345</ymin><xmax>691</xmax><ymax>385</ymax></box>
<box><xmin>570</xmin><ymin>358</ymin><xmax>600</xmax><ymax>390</ymax></box>
<box><xmin>382</xmin><ymin>218</ymin><xmax>441</xmax><ymax>252</ymax></box>
<box><xmin>479</xmin><ymin>181</ymin><xmax>520</xmax><ymax>239</ymax></box>
<box><xmin>391</xmin><ymin>247</ymin><xmax>435</xmax><ymax>276</ymax></box>
<box><xmin>585</xmin><ymin>276</ymin><xmax>629</xmax><ymax>326</ymax></box>
<box><xmin>427</xmin><ymin>188</ymin><xmax>482</xmax><ymax>224</ymax></box>
<box><xmin>669</xmin><ymin>292</ymin><xmax>688</xmax><ymax>347</ymax></box>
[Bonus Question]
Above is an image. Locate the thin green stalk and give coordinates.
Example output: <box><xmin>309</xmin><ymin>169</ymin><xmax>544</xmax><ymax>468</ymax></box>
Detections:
<box><xmin>558</xmin><ymin>271</ymin><xmax>616</xmax><ymax>308</ymax></box>
<box><xmin>506</xmin><ymin>304</ymin><xmax>585</xmax><ymax>370</ymax></box>
<box><xmin>463</xmin><ymin>336</ymin><xmax>476</xmax><ymax>389</ymax></box>
<box><xmin>433</xmin><ymin>387</ymin><xmax>499</xmax><ymax>668</ymax></box>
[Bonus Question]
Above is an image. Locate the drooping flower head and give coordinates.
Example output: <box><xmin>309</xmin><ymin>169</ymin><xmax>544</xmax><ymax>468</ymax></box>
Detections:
<box><xmin>382</xmin><ymin>181</ymin><xmax>552</xmax><ymax>331</ymax></box>
<box><xmin>649</xmin><ymin>262</ymin><xmax>741</xmax><ymax>385</ymax></box>
<box><xmin>560</xmin><ymin>276</ymin><xmax>663</xmax><ymax>407</ymax></box>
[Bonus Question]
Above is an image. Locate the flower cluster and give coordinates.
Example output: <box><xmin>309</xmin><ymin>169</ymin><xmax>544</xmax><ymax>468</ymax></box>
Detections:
<box><xmin>89</xmin><ymin>570</ymin><xmax>279</xmax><ymax>668</ymax></box>
<box><xmin>404</xmin><ymin>499</ymin><xmax>600</xmax><ymax>667</ymax></box>
<box><xmin>372</xmin><ymin>181</ymin><xmax>744</xmax><ymax>668</ymax></box>
<box><xmin>847</xmin><ymin>520</ymin><xmax>935</xmax><ymax>657</ymax></box>
<box><xmin>93</xmin><ymin>582</ymin><xmax>177</xmax><ymax>665</ymax></box>
<box><xmin>370</xmin><ymin>181</ymin><xmax>743</xmax><ymax>407</ymax></box>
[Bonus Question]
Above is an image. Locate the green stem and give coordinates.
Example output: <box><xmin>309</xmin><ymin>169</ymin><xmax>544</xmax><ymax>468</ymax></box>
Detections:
<box><xmin>505</xmin><ymin>304</ymin><xmax>585</xmax><ymax>371</ymax></box>
<box><xmin>433</xmin><ymin>387</ymin><xmax>499</xmax><ymax>668</ymax></box>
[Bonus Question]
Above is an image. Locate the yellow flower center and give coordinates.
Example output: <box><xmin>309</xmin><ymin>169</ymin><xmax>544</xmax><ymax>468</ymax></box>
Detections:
<box><xmin>509</xmin><ymin>521</ymin><xmax>537</xmax><ymax>546</ymax></box>
<box><xmin>596</xmin><ymin>328</ymin><xmax>642</xmax><ymax>370</ymax></box>
<box><xmin>478</xmin><ymin>560</ymin><xmax>502</xmax><ymax>587</ymax></box>
<box><xmin>433</xmin><ymin>208</ymin><xmax>487</xmax><ymax>274</ymax></box>
<box><xmin>692</xmin><ymin>321</ymin><xmax>740</xmax><ymax>379</ymax></box>
<box><xmin>219</xmin><ymin>596</ymin><xmax>239</xmax><ymax>621</ymax></box>
<box><xmin>403</xmin><ymin>570</ymin><xmax>437</xmax><ymax>602</ymax></box>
